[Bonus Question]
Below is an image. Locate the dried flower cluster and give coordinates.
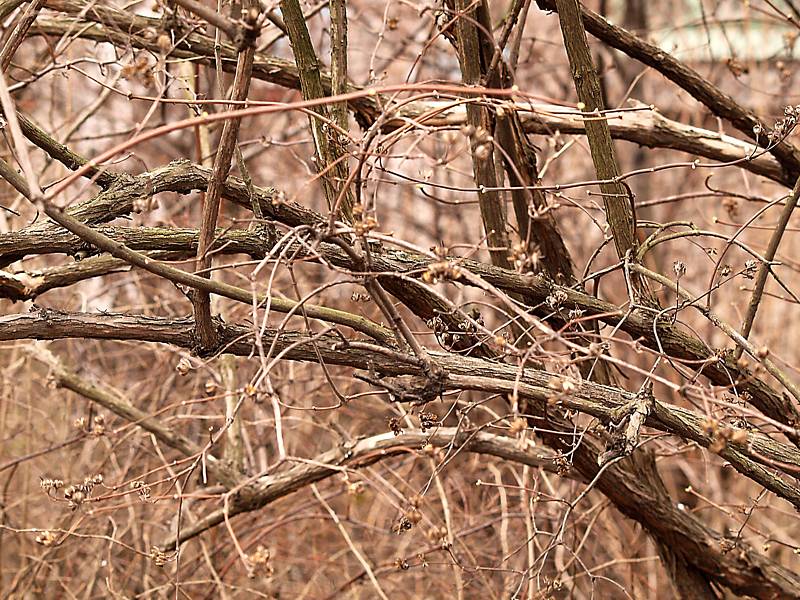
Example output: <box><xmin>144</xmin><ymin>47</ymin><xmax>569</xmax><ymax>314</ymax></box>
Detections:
<box><xmin>247</xmin><ymin>545</ymin><xmax>274</xmax><ymax>578</ymax></box>
<box><xmin>63</xmin><ymin>474</ymin><xmax>104</xmax><ymax>510</ymax></box>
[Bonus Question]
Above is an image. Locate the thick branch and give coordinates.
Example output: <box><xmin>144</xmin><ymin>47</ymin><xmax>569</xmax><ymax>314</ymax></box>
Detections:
<box><xmin>1</xmin><ymin>160</ymin><xmax>796</xmax><ymax>430</ymax></box>
<box><xmin>1</xmin><ymin>310</ymin><xmax>798</xmax><ymax>498</ymax></box>
<box><xmin>156</xmin><ymin>428</ymin><xmax>563</xmax><ymax>549</ymax></box>
<box><xmin>453</xmin><ymin>0</ymin><xmax>512</xmax><ymax>269</ymax></box>
<box><xmin>0</xmin><ymin>252</ymin><xmax>172</xmax><ymax>301</ymax></box>
<box><xmin>34</xmin><ymin>206</ymin><xmax>394</xmax><ymax>344</ymax></box>
<box><xmin>554</xmin><ymin>0</ymin><xmax>637</xmax><ymax>256</ymax></box>
<box><xmin>280</xmin><ymin>0</ymin><xmax>354</xmax><ymax>219</ymax></box>
<box><xmin>2</xmin><ymin>311</ymin><xmax>794</xmax><ymax>596</ymax></box>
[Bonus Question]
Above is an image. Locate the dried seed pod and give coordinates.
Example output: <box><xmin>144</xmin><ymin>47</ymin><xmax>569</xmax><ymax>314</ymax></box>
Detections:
<box><xmin>35</xmin><ymin>530</ymin><xmax>58</xmax><ymax>547</ymax></box>
<box><xmin>176</xmin><ymin>357</ymin><xmax>192</xmax><ymax>376</ymax></box>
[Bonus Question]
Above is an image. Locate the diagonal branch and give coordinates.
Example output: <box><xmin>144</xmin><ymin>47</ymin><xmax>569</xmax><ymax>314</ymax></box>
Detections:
<box><xmin>193</xmin><ymin>2</ymin><xmax>259</xmax><ymax>349</ymax></box>
<box><xmin>155</xmin><ymin>428</ymin><xmax>564</xmax><ymax>549</ymax></box>
<box><xmin>536</xmin><ymin>0</ymin><xmax>800</xmax><ymax>182</ymax></box>
<box><xmin>1</xmin><ymin>159</ymin><xmax>796</xmax><ymax>430</ymax></box>
<box><xmin>31</xmin><ymin>205</ymin><xmax>394</xmax><ymax>343</ymax></box>
<box><xmin>2</xmin><ymin>310</ymin><xmax>799</xmax><ymax>498</ymax></box>
<box><xmin>27</xmin><ymin>345</ymin><xmax>239</xmax><ymax>488</ymax></box>
<box><xmin>630</xmin><ymin>263</ymin><xmax>800</xmax><ymax>406</ymax></box>
<box><xmin>735</xmin><ymin>175</ymin><xmax>800</xmax><ymax>359</ymax></box>
<box><xmin>452</xmin><ymin>0</ymin><xmax>511</xmax><ymax>270</ymax></box>
<box><xmin>0</xmin><ymin>0</ymin><xmax>44</xmax><ymax>71</ymax></box>
<box><xmin>280</xmin><ymin>0</ymin><xmax>354</xmax><ymax>220</ymax></box>
<box><xmin>3</xmin><ymin>311</ymin><xmax>794</xmax><ymax>597</ymax></box>
<box><xmin>552</xmin><ymin>0</ymin><xmax>656</xmax><ymax>306</ymax></box>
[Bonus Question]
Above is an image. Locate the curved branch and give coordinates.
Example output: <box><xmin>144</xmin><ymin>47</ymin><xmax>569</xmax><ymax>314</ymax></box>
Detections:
<box><xmin>27</xmin><ymin>10</ymin><xmax>792</xmax><ymax>187</ymax></box>
<box><xmin>2</xmin><ymin>160</ymin><xmax>797</xmax><ymax>432</ymax></box>
<box><xmin>156</xmin><ymin>428</ymin><xmax>563</xmax><ymax>550</ymax></box>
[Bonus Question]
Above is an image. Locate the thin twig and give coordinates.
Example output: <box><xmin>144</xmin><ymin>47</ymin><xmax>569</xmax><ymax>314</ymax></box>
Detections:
<box><xmin>27</xmin><ymin>345</ymin><xmax>239</xmax><ymax>487</ymax></box>
<box><xmin>311</xmin><ymin>484</ymin><xmax>390</xmax><ymax>600</ymax></box>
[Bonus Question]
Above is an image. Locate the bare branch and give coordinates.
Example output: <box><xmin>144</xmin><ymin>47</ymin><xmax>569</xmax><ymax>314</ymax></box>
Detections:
<box><xmin>735</xmin><ymin>175</ymin><xmax>800</xmax><ymax>358</ymax></box>
<box><xmin>536</xmin><ymin>0</ymin><xmax>800</xmax><ymax>181</ymax></box>
<box><xmin>193</xmin><ymin>2</ymin><xmax>259</xmax><ymax>349</ymax></box>
<box><xmin>27</xmin><ymin>345</ymin><xmax>239</xmax><ymax>488</ymax></box>
<box><xmin>280</xmin><ymin>0</ymin><xmax>354</xmax><ymax>220</ymax></box>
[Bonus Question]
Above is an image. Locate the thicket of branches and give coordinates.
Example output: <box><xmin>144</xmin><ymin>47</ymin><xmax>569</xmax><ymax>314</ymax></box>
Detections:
<box><xmin>2</xmin><ymin>0</ymin><xmax>800</xmax><ymax>597</ymax></box>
